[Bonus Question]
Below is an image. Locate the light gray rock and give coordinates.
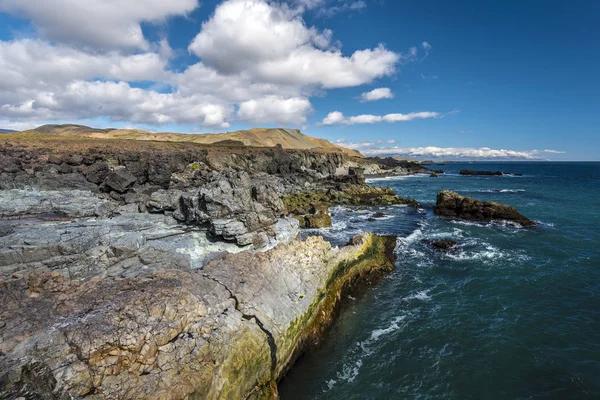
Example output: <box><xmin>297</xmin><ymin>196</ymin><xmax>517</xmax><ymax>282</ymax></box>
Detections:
<box><xmin>0</xmin><ymin>189</ymin><xmax>116</xmax><ymax>218</ymax></box>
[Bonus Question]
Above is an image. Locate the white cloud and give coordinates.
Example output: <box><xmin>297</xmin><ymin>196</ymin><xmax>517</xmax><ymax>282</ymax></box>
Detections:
<box><xmin>237</xmin><ymin>96</ymin><xmax>312</xmax><ymax>124</ymax></box>
<box><xmin>320</xmin><ymin>111</ymin><xmax>440</xmax><ymax>125</ymax></box>
<box><xmin>356</xmin><ymin>146</ymin><xmax>565</xmax><ymax>160</ymax></box>
<box><xmin>0</xmin><ymin>0</ymin><xmax>428</xmax><ymax>128</ymax></box>
<box><xmin>421</xmin><ymin>41</ymin><xmax>432</xmax><ymax>60</ymax></box>
<box><xmin>0</xmin><ymin>0</ymin><xmax>199</xmax><ymax>50</ymax></box>
<box><xmin>359</xmin><ymin>87</ymin><xmax>394</xmax><ymax>102</ymax></box>
<box><xmin>189</xmin><ymin>0</ymin><xmax>401</xmax><ymax>88</ymax></box>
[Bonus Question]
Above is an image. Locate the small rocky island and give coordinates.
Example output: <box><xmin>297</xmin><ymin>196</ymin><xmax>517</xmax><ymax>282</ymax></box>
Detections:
<box><xmin>434</xmin><ymin>190</ymin><xmax>536</xmax><ymax>227</ymax></box>
<box><xmin>0</xmin><ymin>126</ymin><xmax>422</xmax><ymax>399</ymax></box>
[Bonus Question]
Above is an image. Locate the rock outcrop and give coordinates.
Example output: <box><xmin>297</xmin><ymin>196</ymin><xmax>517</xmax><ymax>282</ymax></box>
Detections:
<box><xmin>434</xmin><ymin>190</ymin><xmax>536</xmax><ymax>227</ymax></box>
<box><xmin>0</xmin><ymin>133</ymin><xmax>407</xmax><ymax>399</ymax></box>
<box><xmin>0</xmin><ymin>233</ymin><xmax>396</xmax><ymax>399</ymax></box>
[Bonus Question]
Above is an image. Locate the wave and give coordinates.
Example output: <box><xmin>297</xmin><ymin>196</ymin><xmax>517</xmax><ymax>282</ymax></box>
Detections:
<box><xmin>366</xmin><ymin>174</ymin><xmax>428</xmax><ymax>183</ymax></box>
<box><xmin>324</xmin><ymin>315</ymin><xmax>409</xmax><ymax>391</ymax></box>
<box><xmin>473</xmin><ymin>189</ymin><xmax>526</xmax><ymax>193</ymax></box>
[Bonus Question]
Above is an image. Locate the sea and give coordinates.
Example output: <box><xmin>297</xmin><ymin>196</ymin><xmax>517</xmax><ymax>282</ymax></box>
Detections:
<box><xmin>279</xmin><ymin>162</ymin><xmax>600</xmax><ymax>400</ymax></box>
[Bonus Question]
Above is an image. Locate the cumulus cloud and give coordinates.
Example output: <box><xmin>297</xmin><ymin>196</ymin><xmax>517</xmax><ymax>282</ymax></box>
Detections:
<box><xmin>0</xmin><ymin>0</ymin><xmax>428</xmax><ymax>128</ymax></box>
<box><xmin>237</xmin><ymin>96</ymin><xmax>312</xmax><ymax>124</ymax></box>
<box><xmin>357</xmin><ymin>146</ymin><xmax>565</xmax><ymax>160</ymax></box>
<box><xmin>189</xmin><ymin>0</ymin><xmax>402</xmax><ymax>88</ymax></box>
<box><xmin>359</xmin><ymin>87</ymin><xmax>394</xmax><ymax>102</ymax></box>
<box><xmin>320</xmin><ymin>111</ymin><xmax>440</xmax><ymax>125</ymax></box>
<box><xmin>0</xmin><ymin>0</ymin><xmax>199</xmax><ymax>50</ymax></box>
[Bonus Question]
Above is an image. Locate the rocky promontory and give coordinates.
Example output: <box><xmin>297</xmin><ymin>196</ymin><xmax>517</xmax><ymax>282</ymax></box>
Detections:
<box><xmin>0</xmin><ymin>129</ymin><xmax>407</xmax><ymax>399</ymax></box>
<box><xmin>434</xmin><ymin>190</ymin><xmax>536</xmax><ymax>227</ymax></box>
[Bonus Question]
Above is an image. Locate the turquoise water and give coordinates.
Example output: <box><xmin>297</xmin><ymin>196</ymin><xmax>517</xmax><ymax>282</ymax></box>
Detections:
<box><xmin>280</xmin><ymin>162</ymin><xmax>600</xmax><ymax>399</ymax></box>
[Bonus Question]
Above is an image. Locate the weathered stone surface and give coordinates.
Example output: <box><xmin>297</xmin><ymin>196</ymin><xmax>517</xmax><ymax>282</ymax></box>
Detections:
<box><xmin>85</xmin><ymin>161</ymin><xmax>110</xmax><ymax>184</ymax></box>
<box><xmin>434</xmin><ymin>190</ymin><xmax>536</xmax><ymax>227</ymax></box>
<box><xmin>103</xmin><ymin>168</ymin><xmax>137</xmax><ymax>193</ymax></box>
<box><xmin>0</xmin><ymin>189</ymin><xmax>116</xmax><ymax>219</ymax></box>
<box><xmin>296</xmin><ymin>213</ymin><xmax>332</xmax><ymax>229</ymax></box>
<box><xmin>0</xmin><ymin>214</ymin><xmax>251</xmax><ymax>279</ymax></box>
<box><xmin>177</xmin><ymin>171</ymin><xmax>285</xmax><ymax>242</ymax></box>
<box><xmin>0</xmin><ymin>233</ymin><xmax>396</xmax><ymax>400</ymax></box>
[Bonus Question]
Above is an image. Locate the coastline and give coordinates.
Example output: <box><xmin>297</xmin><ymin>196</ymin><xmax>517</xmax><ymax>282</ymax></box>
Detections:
<box><xmin>0</xmin><ymin>134</ymin><xmax>414</xmax><ymax>399</ymax></box>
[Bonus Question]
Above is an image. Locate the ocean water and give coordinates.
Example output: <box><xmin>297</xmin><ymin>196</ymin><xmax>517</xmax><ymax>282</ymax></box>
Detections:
<box><xmin>279</xmin><ymin>162</ymin><xmax>600</xmax><ymax>400</ymax></box>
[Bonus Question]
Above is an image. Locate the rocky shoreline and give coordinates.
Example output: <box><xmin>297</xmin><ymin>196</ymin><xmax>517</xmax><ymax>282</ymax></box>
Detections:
<box><xmin>0</xmin><ymin>135</ymin><xmax>406</xmax><ymax>399</ymax></box>
<box><xmin>0</xmin><ymin>133</ymin><xmax>538</xmax><ymax>399</ymax></box>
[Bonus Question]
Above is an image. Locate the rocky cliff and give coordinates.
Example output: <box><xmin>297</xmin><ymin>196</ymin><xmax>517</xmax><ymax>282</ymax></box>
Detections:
<box><xmin>0</xmin><ymin>133</ymin><xmax>403</xmax><ymax>399</ymax></box>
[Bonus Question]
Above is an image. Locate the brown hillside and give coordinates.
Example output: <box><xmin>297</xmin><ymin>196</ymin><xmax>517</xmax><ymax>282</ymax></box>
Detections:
<box><xmin>19</xmin><ymin>125</ymin><xmax>363</xmax><ymax>157</ymax></box>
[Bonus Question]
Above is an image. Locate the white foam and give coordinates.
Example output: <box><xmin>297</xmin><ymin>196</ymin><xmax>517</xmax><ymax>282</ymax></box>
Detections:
<box><xmin>366</xmin><ymin>174</ymin><xmax>428</xmax><ymax>183</ymax></box>
<box><xmin>403</xmin><ymin>290</ymin><xmax>432</xmax><ymax>302</ymax></box>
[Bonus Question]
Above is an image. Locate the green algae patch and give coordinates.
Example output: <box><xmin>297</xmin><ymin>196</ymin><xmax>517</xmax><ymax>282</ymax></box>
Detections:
<box><xmin>250</xmin><ymin>234</ymin><xmax>396</xmax><ymax>397</ymax></box>
<box><xmin>284</xmin><ymin>185</ymin><xmax>418</xmax><ymax>229</ymax></box>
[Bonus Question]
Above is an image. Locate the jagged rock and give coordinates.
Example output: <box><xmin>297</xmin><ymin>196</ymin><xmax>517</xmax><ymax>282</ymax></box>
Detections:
<box><xmin>103</xmin><ymin>168</ymin><xmax>137</xmax><ymax>193</ymax></box>
<box><xmin>147</xmin><ymin>189</ymin><xmax>183</xmax><ymax>213</ymax></box>
<box><xmin>430</xmin><ymin>172</ymin><xmax>438</xmax><ymax>178</ymax></box>
<box><xmin>434</xmin><ymin>190</ymin><xmax>536</xmax><ymax>227</ymax></box>
<box><xmin>85</xmin><ymin>161</ymin><xmax>110</xmax><ymax>184</ymax></box>
<box><xmin>371</xmin><ymin>212</ymin><xmax>386</xmax><ymax>218</ymax></box>
<box><xmin>177</xmin><ymin>172</ymin><xmax>284</xmax><ymax>243</ymax></box>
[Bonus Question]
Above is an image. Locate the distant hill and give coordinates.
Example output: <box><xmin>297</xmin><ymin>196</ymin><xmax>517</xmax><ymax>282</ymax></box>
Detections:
<box><xmin>0</xmin><ymin>129</ymin><xmax>17</xmax><ymax>133</ymax></box>
<box><xmin>20</xmin><ymin>124</ymin><xmax>362</xmax><ymax>157</ymax></box>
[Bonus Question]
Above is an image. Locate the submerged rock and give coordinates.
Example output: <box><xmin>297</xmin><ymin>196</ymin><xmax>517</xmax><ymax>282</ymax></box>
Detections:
<box><xmin>422</xmin><ymin>239</ymin><xmax>457</xmax><ymax>250</ymax></box>
<box><xmin>459</xmin><ymin>170</ymin><xmax>503</xmax><ymax>176</ymax></box>
<box><xmin>434</xmin><ymin>190</ymin><xmax>536</xmax><ymax>227</ymax></box>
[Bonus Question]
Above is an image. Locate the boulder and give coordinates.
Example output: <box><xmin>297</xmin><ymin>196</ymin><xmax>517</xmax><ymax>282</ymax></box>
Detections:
<box><xmin>103</xmin><ymin>168</ymin><xmax>137</xmax><ymax>193</ymax></box>
<box><xmin>301</xmin><ymin>213</ymin><xmax>332</xmax><ymax>229</ymax></box>
<box><xmin>85</xmin><ymin>161</ymin><xmax>110</xmax><ymax>184</ymax></box>
<box><xmin>434</xmin><ymin>190</ymin><xmax>536</xmax><ymax>227</ymax></box>
<box><xmin>430</xmin><ymin>172</ymin><xmax>438</xmax><ymax>178</ymax></box>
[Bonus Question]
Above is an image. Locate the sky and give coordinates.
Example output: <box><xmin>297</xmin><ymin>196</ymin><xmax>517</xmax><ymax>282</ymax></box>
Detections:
<box><xmin>0</xmin><ymin>0</ymin><xmax>598</xmax><ymax>160</ymax></box>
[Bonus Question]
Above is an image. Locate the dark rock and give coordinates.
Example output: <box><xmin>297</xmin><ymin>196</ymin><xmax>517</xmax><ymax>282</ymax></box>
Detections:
<box><xmin>103</xmin><ymin>168</ymin><xmax>137</xmax><ymax>193</ymax></box>
<box><xmin>431</xmin><ymin>169</ymin><xmax>445</xmax><ymax>174</ymax></box>
<box><xmin>460</xmin><ymin>170</ymin><xmax>503</xmax><ymax>176</ymax></box>
<box><xmin>430</xmin><ymin>239</ymin><xmax>457</xmax><ymax>250</ymax></box>
<box><xmin>85</xmin><ymin>161</ymin><xmax>110</xmax><ymax>184</ymax></box>
<box><xmin>47</xmin><ymin>154</ymin><xmax>62</xmax><ymax>165</ymax></box>
<box><xmin>430</xmin><ymin>172</ymin><xmax>438</xmax><ymax>178</ymax></box>
<box><xmin>56</xmin><ymin>163</ymin><xmax>72</xmax><ymax>174</ymax></box>
<box><xmin>434</xmin><ymin>190</ymin><xmax>536</xmax><ymax>227</ymax></box>
<box><xmin>371</xmin><ymin>212</ymin><xmax>386</xmax><ymax>219</ymax></box>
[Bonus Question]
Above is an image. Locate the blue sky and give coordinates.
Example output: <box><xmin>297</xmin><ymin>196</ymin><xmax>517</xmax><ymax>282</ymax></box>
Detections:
<box><xmin>0</xmin><ymin>0</ymin><xmax>597</xmax><ymax>160</ymax></box>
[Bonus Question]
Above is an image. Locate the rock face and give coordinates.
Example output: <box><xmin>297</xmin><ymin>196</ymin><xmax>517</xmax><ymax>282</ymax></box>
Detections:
<box><xmin>0</xmin><ymin>135</ymin><xmax>407</xmax><ymax>399</ymax></box>
<box><xmin>434</xmin><ymin>190</ymin><xmax>536</xmax><ymax>227</ymax></box>
<box><xmin>0</xmin><ymin>233</ymin><xmax>396</xmax><ymax>399</ymax></box>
